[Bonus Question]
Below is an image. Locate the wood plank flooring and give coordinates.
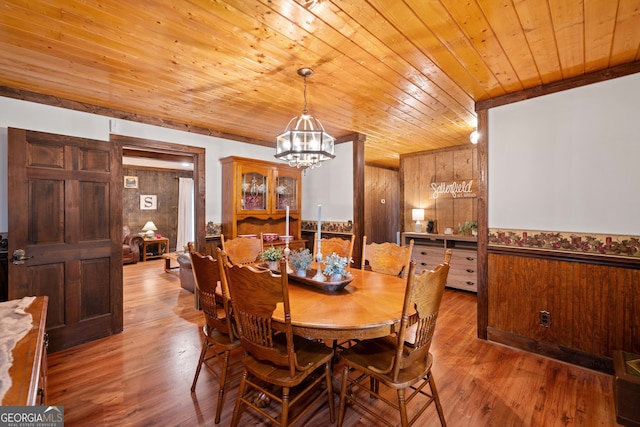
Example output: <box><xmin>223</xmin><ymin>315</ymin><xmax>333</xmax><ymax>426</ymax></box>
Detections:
<box><xmin>47</xmin><ymin>259</ymin><xmax>619</xmax><ymax>426</ymax></box>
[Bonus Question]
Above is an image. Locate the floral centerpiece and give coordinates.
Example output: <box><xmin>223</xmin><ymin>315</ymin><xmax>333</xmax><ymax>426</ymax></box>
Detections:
<box><xmin>288</xmin><ymin>248</ymin><xmax>313</xmax><ymax>277</ymax></box>
<box><xmin>260</xmin><ymin>246</ymin><xmax>283</xmax><ymax>270</ymax></box>
<box><xmin>322</xmin><ymin>252</ymin><xmax>351</xmax><ymax>281</ymax></box>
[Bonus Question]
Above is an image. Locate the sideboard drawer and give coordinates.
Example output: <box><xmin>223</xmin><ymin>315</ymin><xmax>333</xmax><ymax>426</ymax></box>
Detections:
<box><xmin>404</xmin><ymin>232</ymin><xmax>478</xmax><ymax>293</ymax></box>
<box><xmin>412</xmin><ymin>247</ymin><xmax>445</xmax><ymax>273</ymax></box>
<box><xmin>448</xmin><ymin>249</ymin><xmax>477</xmax><ymax>292</ymax></box>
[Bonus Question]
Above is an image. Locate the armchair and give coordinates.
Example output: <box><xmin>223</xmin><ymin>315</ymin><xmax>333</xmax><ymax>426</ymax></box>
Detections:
<box><xmin>122</xmin><ymin>225</ymin><xmax>144</xmax><ymax>264</ymax></box>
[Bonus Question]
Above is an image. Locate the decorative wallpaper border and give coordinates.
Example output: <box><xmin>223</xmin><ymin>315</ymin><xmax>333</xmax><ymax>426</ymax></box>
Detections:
<box><xmin>489</xmin><ymin>228</ymin><xmax>639</xmax><ymax>259</ymax></box>
<box><xmin>301</xmin><ymin>220</ymin><xmax>353</xmax><ymax>234</ymax></box>
<box><xmin>205</xmin><ymin>220</ymin><xmax>354</xmax><ymax>237</ymax></box>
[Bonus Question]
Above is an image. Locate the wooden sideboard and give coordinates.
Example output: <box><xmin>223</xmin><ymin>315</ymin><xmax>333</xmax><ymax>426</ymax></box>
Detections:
<box><xmin>2</xmin><ymin>296</ymin><xmax>49</xmax><ymax>406</ymax></box>
<box><xmin>402</xmin><ymin>232</ymin><xmax>478</xmax><ymax>293</ymax></box>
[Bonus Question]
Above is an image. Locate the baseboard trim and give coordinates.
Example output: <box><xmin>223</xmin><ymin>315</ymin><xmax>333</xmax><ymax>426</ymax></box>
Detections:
<box><xmin>487</xmin><ymin>327</ymin><xmax>613</xmax><ymax>374</ymax></box>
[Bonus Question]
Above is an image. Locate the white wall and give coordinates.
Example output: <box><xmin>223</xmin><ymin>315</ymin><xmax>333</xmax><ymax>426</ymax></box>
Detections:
<box><xmin>488</xmin><ymin>72</ymin><xmax>640</xmax><ymax>235</ymax></box>
<box><xmin>0</xmin><ymin>96</ymin><xmax>354</xmax><ymax>232</ymax></box>
<box><xmin>301</xmin><ymin>142</ymin><xmax>354</xmax><ymax>222</ymax></box>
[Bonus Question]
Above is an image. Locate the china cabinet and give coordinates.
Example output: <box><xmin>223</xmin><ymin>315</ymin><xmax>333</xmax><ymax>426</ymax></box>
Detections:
<box><xmin>221</xmin><ymin>157</ymin><xmax>303</xmax><ymax>246</ymax></box>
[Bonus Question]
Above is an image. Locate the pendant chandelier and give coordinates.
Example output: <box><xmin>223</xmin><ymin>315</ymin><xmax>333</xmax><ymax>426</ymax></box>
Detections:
<box><xmin>275</xmin><ymin>68</ymin><xmax>335</xmax><ymax>169</ymax></box>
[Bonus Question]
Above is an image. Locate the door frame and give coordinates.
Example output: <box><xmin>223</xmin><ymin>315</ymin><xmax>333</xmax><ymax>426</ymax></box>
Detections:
<box><xmin>110</xmin><ymin>135</ymin><xmax>206</xmax><ymax>254</ymax></box>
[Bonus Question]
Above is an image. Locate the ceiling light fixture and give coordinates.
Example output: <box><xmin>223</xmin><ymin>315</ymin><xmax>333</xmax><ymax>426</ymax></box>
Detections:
<box><xmin>275</xmin><ymin>67</ymin><xmax>335</xmax><ymax>169</ymax></box>
<box><xmin>470</xmin><ymin>130</ymin><xmax>479</xmax><ymax>144</ymax></box>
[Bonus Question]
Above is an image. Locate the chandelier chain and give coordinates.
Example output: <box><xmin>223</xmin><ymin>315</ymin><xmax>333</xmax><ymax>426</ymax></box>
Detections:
<box><xmin>302</xmin><ymin>76</ymin><xmax>308</xmax><ymax>114</ymax></box>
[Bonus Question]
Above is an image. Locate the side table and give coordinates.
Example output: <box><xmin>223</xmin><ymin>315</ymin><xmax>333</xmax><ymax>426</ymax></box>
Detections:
<box><xmin>141</xmin><ymin>238</ymin><xmax>169</xmax><ymax>262</ymax></box>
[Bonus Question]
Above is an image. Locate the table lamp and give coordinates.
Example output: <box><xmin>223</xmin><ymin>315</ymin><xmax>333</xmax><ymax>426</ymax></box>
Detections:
<box><xmin>142</xmin><ymin>221</ymin><xmax>158</xmax><ymax>239</ymax></box>
<box><xmin>411</xmin><ymin>209</ymin><xmax>424</xmax><ymax>233</ymax></box>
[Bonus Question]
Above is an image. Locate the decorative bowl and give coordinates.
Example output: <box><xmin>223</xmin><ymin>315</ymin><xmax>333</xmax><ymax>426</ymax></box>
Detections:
<box><xmin>238</xmin><ymin>234</ymin><xmax>258</xmax><ymax>239</ymax></box>
<box><xmin>263</xmin><ymin>233</ymin><xmax>278</xmax><ymax>242</ymax></box>
<box><xmin>279</xmin><ymin>235</ymin><xmax>293</xmax><ymax>243</ymax></box>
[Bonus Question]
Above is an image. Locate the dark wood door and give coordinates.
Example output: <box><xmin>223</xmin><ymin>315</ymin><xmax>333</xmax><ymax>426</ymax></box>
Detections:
<box><xmin>8</xmin><ymin>128</ymin><xmax>122</xmax><ymax>352</ymax></box>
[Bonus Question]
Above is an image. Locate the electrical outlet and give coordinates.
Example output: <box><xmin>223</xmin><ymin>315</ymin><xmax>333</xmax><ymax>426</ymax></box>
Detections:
<box><xmin>539</xmin><ymin>310</ymin><xmax>551</xmax><ymax>328</ymax></box>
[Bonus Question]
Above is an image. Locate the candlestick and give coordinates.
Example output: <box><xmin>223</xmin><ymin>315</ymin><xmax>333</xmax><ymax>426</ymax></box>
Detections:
<box><xmin>284</xmin><ymin>206</ymin><xmax>292</xmax><ymax>273</ymax></box>
<box><xmin>283</xmin><ymin>246</ymin><xmax>293</xmax><ymax>274</ymax></box>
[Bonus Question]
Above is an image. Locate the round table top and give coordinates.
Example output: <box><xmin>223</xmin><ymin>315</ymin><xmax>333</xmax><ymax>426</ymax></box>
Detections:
<box><xmin>274</xmin><ymin>268</ymin><xmax>408</xmax><ymax>341</ymax></box>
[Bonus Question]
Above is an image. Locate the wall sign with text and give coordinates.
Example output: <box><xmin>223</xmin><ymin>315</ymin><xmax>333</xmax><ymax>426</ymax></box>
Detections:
<box><xmin>140</xmin><ymin>195</ymin><xmax>157</xmax><ymax>210</ymax></box>
<box><xmin>430</xmin><ymin>180</ymin><xmax>477</xmax><ymax>199</ymax></box>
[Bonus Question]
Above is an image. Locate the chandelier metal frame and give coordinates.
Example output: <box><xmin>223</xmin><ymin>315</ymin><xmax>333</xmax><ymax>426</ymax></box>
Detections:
<box><xmin>275</xmin><ymin>68</ymin><xmax>335</xmax><ymax>169</ymax></box>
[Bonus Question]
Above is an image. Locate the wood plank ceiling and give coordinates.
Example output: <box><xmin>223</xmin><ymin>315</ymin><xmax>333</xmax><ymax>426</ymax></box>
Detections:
<box><xmin>1</xmin><ymin>0</ymin><xmax>639</xmax><ymax>169</ymax></box>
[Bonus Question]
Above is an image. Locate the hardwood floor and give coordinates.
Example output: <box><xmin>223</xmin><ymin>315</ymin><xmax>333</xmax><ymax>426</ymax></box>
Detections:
<box><xmin>47</xmin><ymin>260</ymin><xmax>619</xmax><ymax>426</ymax></box>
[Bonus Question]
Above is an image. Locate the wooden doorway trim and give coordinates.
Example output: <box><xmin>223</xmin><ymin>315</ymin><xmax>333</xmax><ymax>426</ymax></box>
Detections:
<box><xmin>110</xmin><ymin>135</ymin><xmax>206</xmax><ymax>253</ymax></box>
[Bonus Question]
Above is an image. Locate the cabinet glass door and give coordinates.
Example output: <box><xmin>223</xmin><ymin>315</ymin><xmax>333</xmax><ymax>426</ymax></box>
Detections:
<box><xmin>275</xmin><ymin>173</ymin><xmax>298</xmax><ymax>211</ymax></box>
<box><xmin>240</xmin><ymin>170</ymin><xmax>268</xmax><ymax>211</ymax></box>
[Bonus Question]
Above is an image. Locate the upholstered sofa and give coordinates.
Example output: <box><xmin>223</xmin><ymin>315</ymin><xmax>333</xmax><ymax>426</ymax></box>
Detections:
<box><xmin>177</xmin><ymin>253</ymin><xmax>199</xmax><ymax>309</ymax></box>
<box><xmin>177</xmin><ymin>253</ymin><xmax>195</xmax><ymax>292</ymax></box>
<box><xmin>123</xmin><ymin>225</ymin><xmax>144</xmax><ymax>264</ymax></box>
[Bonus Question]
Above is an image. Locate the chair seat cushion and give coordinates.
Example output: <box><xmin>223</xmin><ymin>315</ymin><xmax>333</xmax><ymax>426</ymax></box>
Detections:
<box><xmin>340</xmin><ymin>337</ymin><xmax>433</xmax><ymax>388</ymax></box>
<box><xmin>241</xmin><ymin>335</ymin><xmax>332</xmax><ymax>387</ymax></box>
<box><xmin>204</xmin><ymin>325</ymin><xmax>241</xmax><ymax>348</ymax></box>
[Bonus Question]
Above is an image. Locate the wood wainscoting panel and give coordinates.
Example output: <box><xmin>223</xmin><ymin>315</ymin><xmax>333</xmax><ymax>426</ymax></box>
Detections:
<box><xmin>401</xmin><ymin>145</ymin><xmax>477</xmax><ymax>235</ymax></box>
<box><xmin>364</xmin><ymin>165</ymin><xmax>399</xmax><ymax>244</ymax></box>
<box><xmin>488</xmin><ymin>252</ymin><xmax>640</xmax><ymax>371</ymax></box>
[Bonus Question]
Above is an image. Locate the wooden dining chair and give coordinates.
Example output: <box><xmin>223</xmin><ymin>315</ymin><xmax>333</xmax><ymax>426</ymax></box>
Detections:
<box><xmin>337</xmin><ymin>250</ymin><xmax>451</xmax><ymax>427</ymax></box>
<box><xmin>221</xmin><ymin>255</ymin><xmax>335</xmax><ymax>427</ymax></box>
<box><xmin>190</xmin><ymin>248</ymin><xmax>241</xmax><ymax>424</ymax></box>
<box><xmin>312</xmin><ymin>233</ymin><xmax>356</xmax><ymax>351</ymax></box>
<box><xmin>361</xmin><ymin>236</ymin><xmax>414</xmax><ymax>279</ymax></box>
<box><xmin>220</xmin><ymin>233</ymin><xmax>263</xmax><ymax>265</ymax></box>
<box><xmin>312</xmin><ymin>232</ymin><xmax>355</xmax><ymax>261</ymax></box>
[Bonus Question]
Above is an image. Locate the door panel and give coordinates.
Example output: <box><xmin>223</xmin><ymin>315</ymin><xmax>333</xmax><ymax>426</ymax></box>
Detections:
<box><xmin>29</xmin><ymin>180</ymin><xmax>64</xmax><ymax>243</ymax></box>
<box><xmin>81</xmin><ymin>258</ymin><xmax>111</xmax><ymax>319</ymax></box>
<box><xmin>8</xmin><ymin>128</ymin><xmax>122</xmax><ymax>352</ymax></box>
<box><xmin>28</xmin><ymin>263</ymin><xmax>65</xmax><ymax>328</ymax></box>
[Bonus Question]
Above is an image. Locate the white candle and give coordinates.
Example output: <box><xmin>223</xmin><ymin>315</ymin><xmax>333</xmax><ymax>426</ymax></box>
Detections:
<box><xmin>317</xmin><ymin>204</ymin><xmax>322</xmax><ymax>240</ymax></box>
<box><xmin>285</xmin><ymin>206</ymin><xmax>290</xmax><ymax>238</ymax></box>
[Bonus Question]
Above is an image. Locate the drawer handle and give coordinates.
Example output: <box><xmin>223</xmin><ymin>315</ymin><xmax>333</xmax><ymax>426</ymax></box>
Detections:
<box><xmin>466</xmin><ymin>281</ymin><xmax>475</xmax><ymax>286</ymax></box>
<box><xmin>420</xmin><ymin>251</ymin><xmax>427</xmax><ymax>255</ymax></box>
<box><xmin>421</xmin><ymin>262</ymin><xmax>427</xmax><ymax>266</ymax></box>
<box><xmin>466</xmin><ymin>269</ymin><xmax>475</xmax><ymax>273</ymax></box>
<box><xmin>466</xmin><ymin>257</ymin><xmax>475</xmax><ymax>261</ymax></box>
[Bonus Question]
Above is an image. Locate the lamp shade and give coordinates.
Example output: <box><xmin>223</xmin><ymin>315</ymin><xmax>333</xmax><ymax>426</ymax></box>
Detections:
<box><xmin>411</xmin><ymin>209</ymin><xmax>425</xmax><ymax>221</ymax></box>
<box><xmin>142</xmin><ymin>221</ymin><xmax>157</xmax><ymax>231</ymax></box>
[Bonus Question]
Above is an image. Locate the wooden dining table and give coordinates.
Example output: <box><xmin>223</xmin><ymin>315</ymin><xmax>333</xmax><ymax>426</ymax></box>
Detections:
<box><xmin>272</xmin><ymin>268</ymin><xmax>409</xmax><ymax>342</ymax></box>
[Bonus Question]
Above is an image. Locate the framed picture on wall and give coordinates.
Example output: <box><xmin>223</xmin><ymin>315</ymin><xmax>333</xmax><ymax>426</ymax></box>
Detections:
<box><xmin>140</xmin><ymin>195</ymin><xmax>157</xmax><ymax>210</ymax></box>
<box><xmin>124</xmin><ymin>176</ymin><xmax>138</xmax><ymax>188</ymax></box>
